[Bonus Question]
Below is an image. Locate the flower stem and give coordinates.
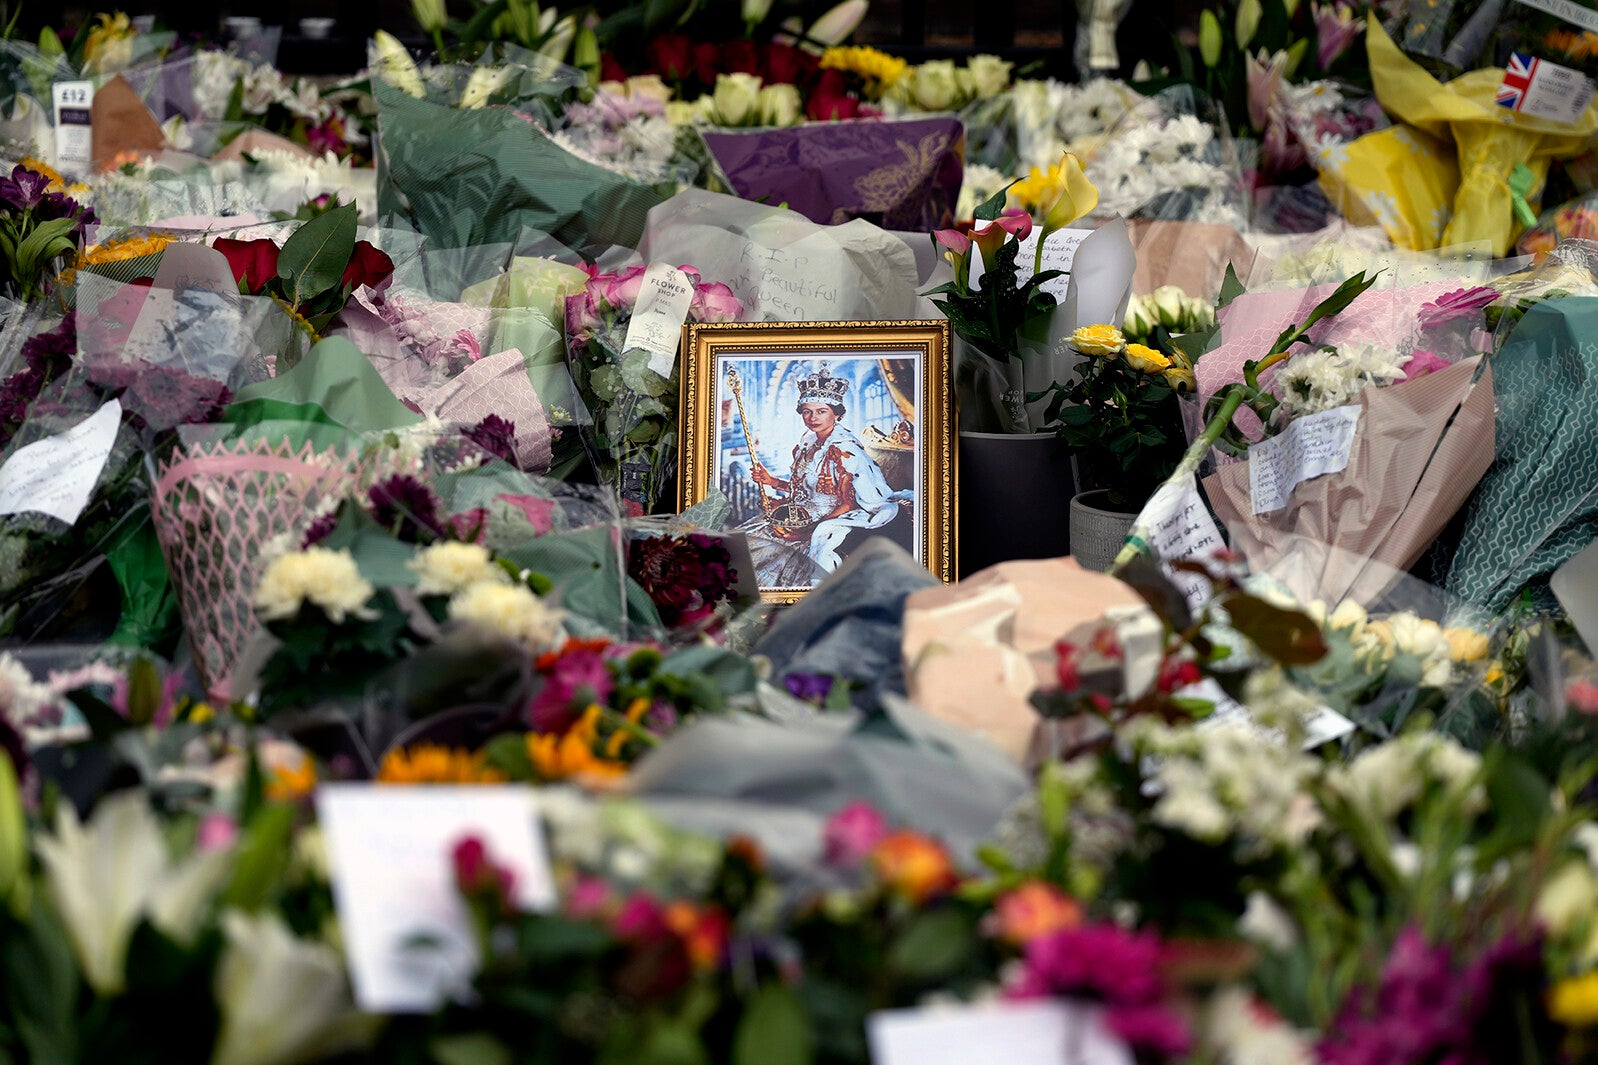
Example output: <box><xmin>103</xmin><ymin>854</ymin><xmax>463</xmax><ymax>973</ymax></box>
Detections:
<box><xmin>1108</xmin><ymin>387</ymin><xmax>1245</xmax><ymax>573</ymax></box>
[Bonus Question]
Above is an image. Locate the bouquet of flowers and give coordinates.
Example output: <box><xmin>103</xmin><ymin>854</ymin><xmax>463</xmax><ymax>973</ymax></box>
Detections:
<box><xmin>0</xmin><ymin>161</ymin><xmax>97</xmax><ymax>303</ymax></box>
<box><xmin>563</xmin><ymin>262</ymin><xmax>742</xmax><ymax>513</ymax></box>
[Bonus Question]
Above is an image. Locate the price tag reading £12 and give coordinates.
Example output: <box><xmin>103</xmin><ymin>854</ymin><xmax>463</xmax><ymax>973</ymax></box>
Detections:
<box><xmin>51</xmin><ymin>80</ymin><xmax>95</xmax><ymax>176</ymax></box>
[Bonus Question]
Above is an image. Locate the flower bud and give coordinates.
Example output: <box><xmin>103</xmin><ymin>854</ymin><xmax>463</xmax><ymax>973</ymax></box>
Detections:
<box><xmin>1235</xmin><ymin>0</ymin><xmax>1263</xmax><ymax>49</ymax></box>
<box><xmin>711</xmin><ymin>73</ymin><xmax>764</xmax><ymax>125</ymax></box>
<box><xmin>411</xmin><ymin>0</ymin><xmax>447</xmax><ymax>34</ymax></box>
<box><xmin>756</xmin><ymin>82</ymin><xmax>802</xmax><ymax>126</ymax></box>
<box><xmin>1199</xmin><ymin>10</ymin><xmax>1223</xmax><ymax>67</ymax></box>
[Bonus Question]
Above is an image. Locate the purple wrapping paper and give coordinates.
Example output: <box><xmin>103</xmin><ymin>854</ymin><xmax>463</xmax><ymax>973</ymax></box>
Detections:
<box><xmin>702</xmin><ymin>117</ymin><xmax>964</xmax><ymax>232</ymax></box>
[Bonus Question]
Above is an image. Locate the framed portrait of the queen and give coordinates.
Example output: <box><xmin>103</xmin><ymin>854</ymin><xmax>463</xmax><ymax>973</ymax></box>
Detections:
<box><xmin>678</xmin><ymin>321</ymin><xmax>954</xmax><ymax>602</ymax></box>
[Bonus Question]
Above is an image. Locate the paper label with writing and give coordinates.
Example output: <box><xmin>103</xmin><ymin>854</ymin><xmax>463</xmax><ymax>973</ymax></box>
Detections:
<box><xmin>1248</xmin><ymin>405</ymin><xmax>1361</xmax><ymax>515</ymax></box>
<box><xmin>868</xmin><ymin>1000</ymin><xmax>1133</xmax><ymax>1065</ymax></box>
<box><xmin>1131</xmin><ymin>473</ymin><xmax>1226</xmax><ymax>612</ymax></box>
<box><xmin>317</xmin><ymin>785</ymin><xmax>558</xmax><ymax>1013</ymax></box>
<box><xmin>968</xmin><ymin>227</ymin><xmax>1091</xmax><ymax>302</ymax></box>
<box><xmin>1498</xmin><ymin>51</ymin><xmax>1595</xmax><ymax>124</ymax></box>
<box><xmin>0</xmin><ymin>399</ymin><xmax>121</xmax><ymax>525</ymax></box>
<box><xmin>1513</xmin><ymin>0</ymin><xmax>1598</xmax><ymax>35</ymax></box>
<box><xmin>1182</xmin><ymin>677</ymin><xmax>1357</xmax><ymax>750</ymax></box>
<box><xmin>51</xmin><ymin>80</ymin><xmax>94</xmax><ymax>175</ymax></box>
<box><xmin>623</xmin><ymin>262</ymin><xmax>697</xmax><ymax>377</ymax></box>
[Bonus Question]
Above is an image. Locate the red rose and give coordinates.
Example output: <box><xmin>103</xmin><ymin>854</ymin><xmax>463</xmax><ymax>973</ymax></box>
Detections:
<box><xmin>213</xmin><ymin>237</ymin><xmax>281</xmax><ymax>295</ymax></box>
<box><xmin>600</xmin><ymin>51</ymin><xmax>628</xmax><ymax>83</ymax></box>
<box><xmin>762</xmin><ymin>42</ymin><xmax>816</xmax><ymax>85</ymax></box>
<box><xmin>693</xmin><ymin>41</ymin><xmax>720</xmax><ymax>85</ymax></box>
<box><xmin>646</xmin><ymin>33</ymin><xmax>695</xmax><ymax>81</ymax></box>
<box><xmin>341</xmin><ymin>240</ymin><xmax>394</xmax><ymax>294</ymax></box>
<box><xmin>719</xmin><ymin>39</ymin><xmax>761</xmax><ymax>75</ymax></box>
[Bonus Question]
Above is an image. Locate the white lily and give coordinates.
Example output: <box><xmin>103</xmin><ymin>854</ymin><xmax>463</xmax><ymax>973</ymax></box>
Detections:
<box><xmin>806</xmin><ymin>0</ymin><xmax>868</xmax><ymax>46</ymax></box>
<box><xmin>371</xmin><ymin>31</ymin><xmax>426</xmax><ymax>99</ymax></box>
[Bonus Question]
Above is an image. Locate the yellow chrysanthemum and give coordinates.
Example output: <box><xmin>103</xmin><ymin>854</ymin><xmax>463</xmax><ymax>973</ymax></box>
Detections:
<box><xmin>1071</xmin><ymin>324</ymin><xmax>1126</xmax><ymax>356</ymax></box>
<box><xmin>528</xmin><ymin>707</ymin><xmax>629</xmax><ymax>783</ymax></box>
<box><xmin>1551</xmin><ymin>972</ymin><xmax>1598</xmax><ymax>1027</ymax></box>
<box><xmin>59</xmin><ymin>232</ymin><xmax>174</xmax><ymax>286</ymax></box>
<box><xmin>19</xmin><ymin>156</ymin><xmax>66</xmax><ymax>192</ymax></box>
<box><xmin>603</xmin><ymin>697</ymin><xmax>652</xmax><ymax>759</ymax></box>
<box><xmin>819</xmin><ymin>45</ymin><xmax>908</xmax><ymax>98</ymax></box>
<box><xmin>377</xmin><ymin>743</ymin><xmax>508</xmax><ymax>785</ymax></box>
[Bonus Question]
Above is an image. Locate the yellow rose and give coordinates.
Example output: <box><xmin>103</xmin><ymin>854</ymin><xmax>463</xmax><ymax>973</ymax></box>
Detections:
<box><xmin>1123</xmin><ymin>343</ymin><xmax>1171</xmax><ymax>374</ymax></box>
<box><xmin>1071</xmin><ymin>324</ymin><xmax>1125</xmax><ymax>357</ymax></box>
<box><xmin>1443</xmin><ymin>626</ymin><xmax>1490</xmax><ymax>663</ymax></box>
<box><xmin>1551</xmin><ymin>972</ymin><xmax>1598</xmax><ymax>1027</ymax></box>
<box><xmin>1163</xmin><ymin>351</ymin><xmax>1196</xmax><ymax>392</ymax></box>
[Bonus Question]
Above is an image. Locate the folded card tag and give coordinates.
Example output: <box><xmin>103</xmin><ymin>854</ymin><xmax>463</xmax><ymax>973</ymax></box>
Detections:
<box><xmin>0</xmin><ymin>399</ymin><xmax>121</xmax><ymax>525</ymax></box>
<box><xmin>624</xmin><ymin>262</ymin><xmax>696</xmax><ymax>377</ymax></box>
<box><xmin>1128</xmin><ymin>473</ymin><xmax>1226</xmax><ymax>613</ymax></box>
<box><xmin>50</xmin><ymin>80</ymin><xmax>94</xmax><ymax>176</ymax></box>
<box><xmin>867</xmin><ymin>1000</ymin><xmax>1132</xmax><ymax>1065</ymax></box>
<box><xmin>1249</xmin><ymin>405</ymin><xmax>1362</xmax><ymax>515</ymax></box>
<box><xmin>1497</xmin><ymin>52</ymin><xmax>1595</xmax><ymax>125</ymax></box>
<box><xmin>317</xmin><ymin>785</ymin><xmax>557</xmax><ymax>1013</ymax></box>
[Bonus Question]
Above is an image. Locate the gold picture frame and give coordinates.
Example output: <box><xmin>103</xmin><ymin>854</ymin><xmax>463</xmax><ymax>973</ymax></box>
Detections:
<box><xmin>679</xmin><ymin>320</ymin><xmax>954</xmax><ymax>603</ymax></box>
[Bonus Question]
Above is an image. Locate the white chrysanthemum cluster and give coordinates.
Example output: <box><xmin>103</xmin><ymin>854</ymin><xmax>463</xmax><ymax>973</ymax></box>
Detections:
<box><xmin>1273</xmin><ymin>343</ymin><xmax>1410</xmax><ymax>419</ymax></box>
<box><xmin>0</xmin><ymin>651</ymin><xmax>59</xmax><ymax>739</ymax></box>
<box><xmin>409</xmin><ymin>541</ymin><xmax>510</xmax><ymax>598</ymax></box>
<box><xmin>447</xmin><ymin>582</ymin><xmax>563</xmax><ymax>651</ymax></box>
<box><xmin>1127</xmin><ymin>718</ymin><xmax>1322</xmax><ymax>855</ymax></box>
<box><xmin>1007</xmin><ymin>77</ymin><xmax>1141</xmax><ymax>172</ymax></box>
<box><xmin>254</xmin><ymin>547</ymin><xmax>377</xmax><ymax>624</ymax></box>
<box><xmin>1328</xmin><ymin>731</ymin><xmax>1485</xmax><ymax>820</ymax></box>
<box><xmin>1087</xmin><ymin>113</ymin><xmax>1246</xmax><ymax>228</ymax></box>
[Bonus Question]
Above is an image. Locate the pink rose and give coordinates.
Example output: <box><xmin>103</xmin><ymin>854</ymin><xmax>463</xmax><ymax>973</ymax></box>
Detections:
<box><xmin>1401</xmin><ymin>349</ymin><xmax>1451</xmax><ymax>381</ymax></box>
<box><xmin>822</xmin><ymin>801</ymin><xmax>889</xmax><ymax>867</ymax></box>
<box><xmin>592</xmin><ymin>265</ymin><xmax>647</xmax><ymax>310</ymax></box>
<box><xmin>689</xmin><ymin>281</ymin><xmax>743</xmax><ymax>323</ymax></box>
<box><xmin>564</xmin><ymin>290</ymin><xmax>603</xmax><ymax>340</ymax></box>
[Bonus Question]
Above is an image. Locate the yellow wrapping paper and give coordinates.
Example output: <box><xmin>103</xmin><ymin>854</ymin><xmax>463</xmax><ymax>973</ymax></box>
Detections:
<box><xmin>1366</xmin><ymin>16</ymin><xmax>1598</xmax><ymax>256</ymax></box>
<box><xmin>1318</xmin><ymin>124</ymin><xmax>1460</xmax><ymax>250</ymax></box>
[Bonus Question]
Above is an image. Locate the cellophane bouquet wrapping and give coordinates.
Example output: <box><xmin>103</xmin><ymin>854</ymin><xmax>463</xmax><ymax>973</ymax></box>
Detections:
<box><xmin>1194</xmin><ymin>264</ymin><xmax>1502</xmax><ymax>608</ymax></box>
<box><xmin>563</xmin><ymin>260</ymin><xmax>744</xmax><ymax>514</ymax></box>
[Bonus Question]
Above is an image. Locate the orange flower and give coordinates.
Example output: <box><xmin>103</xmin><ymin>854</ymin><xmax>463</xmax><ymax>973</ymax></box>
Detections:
<box><xmin>991</xmin><ymin>881</ymin><xmax>1083</xmax><ymax>945</ymax></box>
<box><xmin>535</xmin><ymin>636</ymin><xmax>613</xmax><ymax>671</ymax></box>
<box><xmin>266</xmin><ymin>756</ymin><xmax>317</xmax><ymax>801</ymax></box>
<box><xmin>377</xmin><ymin>743</ymin><xmax>507</xmax><ymax>785</ymax></box>
<box><xmin>871</xmin><ymin>830</ymin><xmax>957</xmax><ymax>903</ymax></box>
<box><xmin>527</xmin><ymin>707</ymin><xmax>629</xmax><ymax>783</ymax></box>
<box><xmin>663</xmin><ymin>900</ymin><xmax>730</xmax><ymax>971</ymax></box>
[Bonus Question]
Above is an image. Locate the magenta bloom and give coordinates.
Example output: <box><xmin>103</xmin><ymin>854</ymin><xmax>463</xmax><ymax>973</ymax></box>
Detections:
<box><xmin>613</xmin><ymin>892</ymin><xmax>669</xmax><ymax>940</ymax></box>
<box><xmin>1010</xmin><ymin>923</ymin><xmax>1165</xmax><ymax>1004</ymax></box>
<box><xmin>933</xmin><ymin>228</ymin><xmax>971</xmax><ymax>254</ymax></box>
<box><xmin>822</xmin><ymin>801</ymin><xmax>889</xmax><ymax>867</ymax></box>
<box><xmin>452</xmin><ymin>835</ymin><xmax>517</xmax><ymax>909</ymax></box>
<box><xmin>197</xmin><ymin>813</ymin><xmax>239</xmax><ymax>852</ymax></box>
<box><xmin>1312</xmin><ymin>0</ymin><xmax>1364</xmax><ymax>70</ymax></box>
<box><xmin>591</xmin><ymin>265</ymin><xmax>647</xmax><ymax>311</ymax></box>
<box><xmin>1401</xmin><ymin>349</ymin><xmax>1451</xmax><ymax>381</ymax></box>
<box><xmin>566</xmin><ymin>874</ymin><xmax>614</xmax><ymax>918</ymax></box>
<box><xmin>496</xmin><ymin>493</ymin><xmax>556</xmax><ymax>535</ymax></box>
<box><xmin>526</xmin><ymin>645</ymin><xmax>615</xmax><ymax>733</ymax></box>
<box><xmin>987</xmin><ymin>207</ymin><xmax>1033</xmax><ymax>241</ymax></box>
<box><xmin>1417</xmin><ymin>286</ymin><xmax>1498</xmax><ymax>328</ymax></box>
<box><xmin>1105</xmin><ymin>1003</ymin><xmax>1191</xmax><ymax>1057</ymax></box>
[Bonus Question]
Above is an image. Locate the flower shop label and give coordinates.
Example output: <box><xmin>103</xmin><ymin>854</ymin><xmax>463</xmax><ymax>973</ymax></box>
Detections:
<box><xmin>1248</xmin><ymin>405</ymin><xmax>1362</xmax><ymax>515</ymax></box>
<box><xmin>868</xmin><ymin>1000</ymin><xmax>1132</xmax><ymax>1065</ymax></box>
<box><xmin>317</xmin><ymin>785</ymin><xmax>557</xmax><ymax>1013</ymax></box>
<box><xmin>0</xmin><ymin>399</ymin><xmax>121</xmax><ymax>525</ymax></box>
<box><xmin>1497</xmin><ymin>52</ymin><xmax>1595</xmax><ymax>124</ymax></box>
<box><xmin>1132</xmin><ymin>473</ymin><xmax>1226</xmax><ymax>613</ymax></box>
<box><xmin>623</xmin><ymin>262</ymin><xmax>696</xmax><ymax>377</ymax></box>
<box><xmin>1512</xmin><ymin>0</ymin><xmax>1598</xmax><ymax>36</ymax></box>
<box><xmin>50</xmin><ymin>80</ymin><xmax>94</xmax><ymax>175</ymax></box>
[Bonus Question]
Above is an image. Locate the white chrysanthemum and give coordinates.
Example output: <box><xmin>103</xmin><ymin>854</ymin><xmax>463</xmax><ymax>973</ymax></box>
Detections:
<box><xmin>1333</xmin><ymin>732</ymin><xmax>1485</xmax><ymax>820</ymax></box>
<box><xmin>409</xmin><ymin>541</ymin><xmax>509</xmax><ymax>597</ymax></box>
<box><xmin>254</xmin><ymin>548</ymin><xmax>377</xmax><ymax>624</ymax></box>
<box><xmin>1199</xmin><ymin>985</ymin><xmax>1315</xmax><ymax>1065</ymax></box>
<box><xmin>448</xmin><ymin>582</ymin><xmax>563</xmax><ymax>649</ymax></box>
<box><xmin>0</xmin><ymin>652</ymin><xmax>56</xmax><ymax>733</ymax></box>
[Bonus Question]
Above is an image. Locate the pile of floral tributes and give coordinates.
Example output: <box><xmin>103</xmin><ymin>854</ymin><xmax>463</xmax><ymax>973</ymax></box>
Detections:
<box><xmin>4</xmin><ymin>0</ymin><xmax>1598</xmax><ymax>1062</ymax></box>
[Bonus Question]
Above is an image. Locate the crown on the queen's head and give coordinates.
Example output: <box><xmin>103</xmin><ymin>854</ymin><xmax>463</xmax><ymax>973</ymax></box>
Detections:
<box><xmin>798</xmin><ymin>363</ymin><xmax>849</xmax><ymax>406</ymax></box>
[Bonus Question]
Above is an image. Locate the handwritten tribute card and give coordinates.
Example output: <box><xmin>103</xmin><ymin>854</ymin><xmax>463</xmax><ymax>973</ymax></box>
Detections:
<box><xmin>0</xmin><ymin>399</ymin><xmax>121</xmax><ymax>524</ymax></box>
<box><xmin>318</xmin><ymin>785</ymin><xmax>557</xmax><ymax>1013</ymax></box>
<box><xmin>1249</xmin><ymin>405</ymin><xmax>1362</xmax><ymax>515</ymax></box>
<box><xmin>623</xmin><ymin>262</ymin><xmax>697</xmax><ymax>376</ymax></box>
<box><xmin>1133</xmin><ymin>473</ymin><xmax>1227</xmax><ymax>613</ymax></box>
<box><xmin>867</xmin><ymin>1001</ymin><xmax>1133</xmax><ymax>1065</ymax></box>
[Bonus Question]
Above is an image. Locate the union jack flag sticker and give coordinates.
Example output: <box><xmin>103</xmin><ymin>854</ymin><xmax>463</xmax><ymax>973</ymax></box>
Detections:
<box><xmin>1498</xmin><ymin>52</ymin><xmax>1540</xmax><ymax>111</ymax></box>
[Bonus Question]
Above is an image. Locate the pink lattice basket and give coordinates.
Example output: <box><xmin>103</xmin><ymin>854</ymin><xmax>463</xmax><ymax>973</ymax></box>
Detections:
<box><xmin>150</xmin><ymin>437</ymin><xmax>364</xmax><ymax>700</ymax></box>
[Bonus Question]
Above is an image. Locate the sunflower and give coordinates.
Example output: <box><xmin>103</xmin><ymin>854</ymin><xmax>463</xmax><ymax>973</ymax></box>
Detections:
<box><xmin>377</xmin><ymin>743</ymin><xmax>508</xmax><ymax>784</ymax></box>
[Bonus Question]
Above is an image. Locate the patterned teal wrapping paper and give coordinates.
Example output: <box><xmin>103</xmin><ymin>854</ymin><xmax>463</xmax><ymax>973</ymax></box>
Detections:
<box><xmin>1447</xmin><ymin>297</ymin><xmax>1598</xmax><ymax>611</ymax></box>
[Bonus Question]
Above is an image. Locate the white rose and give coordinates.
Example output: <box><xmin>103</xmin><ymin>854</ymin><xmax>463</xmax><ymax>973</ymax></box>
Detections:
<box><xmin>756</xmin><ymin>83</ymin><xmax>802</xmax><ymax>126</ymax></box>
<box><xmin>1150</xmin><ymin>285</ymin><xmax>1188</xmax><ymax>328</ymax></box>
<box><xmin>966</xmin><ymin>54</ymin><xmax>1013</xmax><ymax>99</ymax></box>
<box><xmin>908</xmin><ymin>60</ymin><xmax>960</xmax><ymax>111</ymax></box>
<box><xmin>625</xmin><ymin>74</ymin><xmax>673</xmax><ymax>104</ymax></box>
<box><xmin>710</xmin><ymin>72</ymin><xmax>763</xmax><ymax>126</ymax></box>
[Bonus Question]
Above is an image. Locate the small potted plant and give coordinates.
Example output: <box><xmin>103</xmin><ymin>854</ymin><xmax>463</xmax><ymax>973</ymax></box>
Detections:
<box><xmin>1036</xmin><ymin>323</ymin><xmax>1195</xmax><ymax>571</ymax></box>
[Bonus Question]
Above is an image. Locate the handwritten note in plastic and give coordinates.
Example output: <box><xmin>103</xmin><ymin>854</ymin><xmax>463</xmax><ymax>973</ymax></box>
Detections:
<box><xmin>1134</xmin><ymin>473</ymin><xmax>1226</xmax><ymax>612</ymax></box>
<box><xmin>967</xmin><ymin>227</ymin><xmax>1091</xmax><ymax>302</ymax></box>
<box><xmin>318</xmin><ymin>785</ymin><xmax>557</xmax><ymax>1013</ymax></box>
<box><xmin>624</xmin><ymin>262</ymin><xmax>697</xmax><ymax>377</ymax></box>
<box><xmin>868</xmin><ymin>1001</ymin><xmax>1132</xmax><ymax>1065</ymax></box>
<box><xmin>0</xmin><ymin>399</ymin><xmax>121</xmax><ymax>525</ymax></box>
<box><xmin>1185</xmin><ymin>676</ymin><xmax>1357</xmax><ymax>750</ymax></box>
<box><xmin>1248</xmin><ymin>405</ymin><xmax>1361</xmax><ymax>514</ymax></box>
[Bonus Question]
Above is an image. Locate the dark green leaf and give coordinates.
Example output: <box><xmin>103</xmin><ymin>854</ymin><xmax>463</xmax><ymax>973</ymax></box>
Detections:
<box><xmin>1218</xmin><ymin>263</ymin><xmax>1246</xmax><ymax>309</ymax></box>
<box><xmin>431</xmin><ymin>1033</ymin><xmax>513</xmax><ymax>1065</ymax></box>
<box><xmin>734</xmin><ymin>985</ymin><xmax>812</xmax><ymax>1065</ymax></box>
<box><xmin>1223</xmin><ymin>592</ymin><xmax>1327</xmax><ymax>665</ymax></box>
<box><xmin>887</xmin><ymin>908</ymin><xmax>976</xmax><ymax>982</ymax></box>
<box><xmin>223</xmin><ymin>802</ymin><xmax>298</xmax><ymax>911</ymax></box>
<box><xmin>277</xmin><ymin>202</ymin><xmax>358</xmax><ymax>307</ymax></box>
<box><xmin>973</xmin><ymin>180</ymin><xmax>1020</xmax><ymax>222</ymax></box>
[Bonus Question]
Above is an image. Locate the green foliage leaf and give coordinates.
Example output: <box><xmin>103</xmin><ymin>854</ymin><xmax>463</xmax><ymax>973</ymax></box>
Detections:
<box><xmin>733</xmin><ymin>985</ymin><xmax>812</xmax><ymax>1065</ymax></box>
<box><xmin>1218</xmin><ymin>263</ymin><xmax>1247</xmax><ymax>309</ymax></box>
<box><xmin>431</xmin><ymin>1033</ymin><xmax>514</xmax><ymax>1065</ymax></box>
<box><xmin>223</xmin><ymin>802</ymin><xmax>298</xmax><ymax>911</ymax></box>
<box><xmin>1223</xmin><ymin>591</ymin><xmax>1327</xmax><ymax>665</ymax></box>
<box><xmin>277</xmin><ymin>202</ymin><xmax>357</xmax><ymax>307</ymax></box>
<box><xmin>0</xmin><ymin>903</ymin><xmax>78</xmax><ymax>1063</ymax></box>
<box><xmin>972</xmin><ymin>180</ymin><xmax>1019</xmax><ymax>222</ymax></box>
<box><xmin>887</xmin><ymin>908</ymin><xmax>975</xmax><ymax>982</ymax></box>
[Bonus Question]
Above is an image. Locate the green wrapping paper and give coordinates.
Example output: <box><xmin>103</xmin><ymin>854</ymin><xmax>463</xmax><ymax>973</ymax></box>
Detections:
<box><xmin>225</xmin><ymin>337</ymin><xmax>423</xmax><ymax>436</ymax></box>
<box><xmin>373</xmin><ymin>82</ymin><xmax>666</xmax><ymax>252</ymax></box>
<box><xmin>1447</xmin><ymin>297</ymin><xmax>1598</xmax><ymax>611</ymax></box>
